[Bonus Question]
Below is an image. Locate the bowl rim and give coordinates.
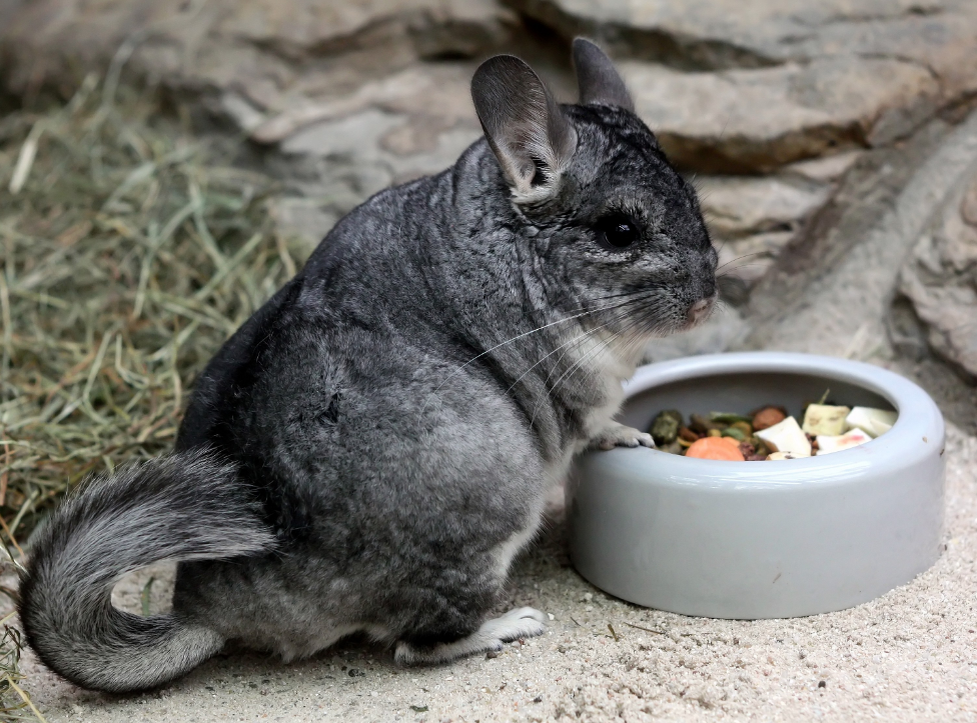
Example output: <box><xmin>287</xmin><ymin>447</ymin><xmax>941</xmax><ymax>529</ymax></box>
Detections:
<box><xmin>594</xmin><ymin>351</ymin><xmax>946</xmax><ymax>490</ymax></box>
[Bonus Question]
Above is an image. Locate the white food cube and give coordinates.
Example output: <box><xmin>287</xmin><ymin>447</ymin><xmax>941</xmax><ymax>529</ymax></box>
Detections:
<box><xmin>755</xmin><ymin>416</ymin><xmax>812</xmax><ymax>457</ymax></box>
<box><xmin>802</xmin><ymin>404</ymin><xmax>851</xmax><ymax>436</ymax></box>
<box><xmin>845</xmin><ymin>406</ymin><xmax>897</xmax><ymax>438</ymax></box>
<box><xmin>816</xmin><ymin>428</ymin><xmax>872</xmax><ymax>455</ymax></box>
<box><xmin>767</xmin><ymin>451</ymin><xmax>811</xmax><ymax>460</ymax></box>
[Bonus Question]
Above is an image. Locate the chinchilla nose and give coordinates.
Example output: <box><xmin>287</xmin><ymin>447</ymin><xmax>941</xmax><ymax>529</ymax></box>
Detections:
<box><xmin>687</xmin><ymin>297</ymin><xmax>714</xmax><ymax>325</ymax></box>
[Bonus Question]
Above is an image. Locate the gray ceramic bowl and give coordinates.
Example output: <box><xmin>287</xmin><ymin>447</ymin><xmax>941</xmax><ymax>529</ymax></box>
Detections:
<box><xmin>566</xmin><ymin>352</ymin><xmax>945</xmax><ymax>619</ymax></box>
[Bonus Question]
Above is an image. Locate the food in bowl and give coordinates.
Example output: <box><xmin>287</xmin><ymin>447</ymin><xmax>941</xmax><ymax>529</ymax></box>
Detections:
<box><xmin>648</xmin><ymin>398</ymin><xmax>897</xmax><ymax>461</ymax></box>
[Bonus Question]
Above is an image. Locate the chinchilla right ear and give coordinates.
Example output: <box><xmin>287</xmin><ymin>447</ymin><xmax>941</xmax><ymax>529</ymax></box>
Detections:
<box><xmin>572</xmin><ymin>38</ymin><xmax>634</xmax><ymax>112</ymax></box>
<box><xmin>471</xmin><ymin>55</ymin><xmax>577</xmax><ymax>204</ymax></box>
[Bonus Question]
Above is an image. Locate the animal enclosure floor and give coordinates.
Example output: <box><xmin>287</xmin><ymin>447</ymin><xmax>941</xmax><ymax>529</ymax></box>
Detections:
<box><xmin>20</xmin><ymin>424</ymin><xmax>977</xmax><ymax>723</ymax></box>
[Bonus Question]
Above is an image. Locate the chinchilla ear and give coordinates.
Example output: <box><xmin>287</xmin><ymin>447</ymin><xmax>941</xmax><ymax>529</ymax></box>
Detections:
<box><xmin>572</xmin><ymin>38</ymin><xmax>634</xmax><ymax>112</ymax></box>
<box><xmin>471</xmin><ymin>55</ymin><xmax>577</xmax><ymax>203</ymax></box>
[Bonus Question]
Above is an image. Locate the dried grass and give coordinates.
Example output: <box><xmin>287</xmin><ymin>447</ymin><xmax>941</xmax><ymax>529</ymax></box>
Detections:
<box><xmin>0</xmin><ymin>75</ymin><xmax>306</xmax><ymax>718</ymax></box>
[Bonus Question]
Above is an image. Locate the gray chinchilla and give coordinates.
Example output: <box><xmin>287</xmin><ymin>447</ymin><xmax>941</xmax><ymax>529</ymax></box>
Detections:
<box><xmin>18</xmin><ymin>39</ymin><xmax>717</xmax><ymax>692</ymax></box>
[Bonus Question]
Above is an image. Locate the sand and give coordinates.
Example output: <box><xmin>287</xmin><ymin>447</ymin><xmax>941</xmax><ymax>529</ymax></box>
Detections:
<box><xmin>17</xmin><ymin>422</ymin><xmax>977</xmax><ymax>723</ymax></box>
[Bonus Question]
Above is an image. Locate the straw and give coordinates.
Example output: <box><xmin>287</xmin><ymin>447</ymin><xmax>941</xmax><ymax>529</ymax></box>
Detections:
<box><xmin>0</xmin><ymin>76</ymin><xmax>309</xmax><ymax>718</ymax></box>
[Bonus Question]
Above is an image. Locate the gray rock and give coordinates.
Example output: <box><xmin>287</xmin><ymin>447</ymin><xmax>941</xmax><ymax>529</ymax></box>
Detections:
<box><xmin>508</xmin><ymin>0</ymin><xmax>977</xmax><ymax>85</ymax></box>
<box><xmin>783</xmin><ymin>151</ymin><xmax>864</xmax><ymax>183</ymax></box>
<box><xmin>894</xmin><ymin>170</ymin><xmax>977</xmax><ymax>380</ymax></box>
<box><xmin>0</xmin><ymin>0</ymin><xmax>516</xmax><ymax>99</ymax></box>
<box><xmin>643</xmin><ymin>311</ymin><xmax>750</xmax><ymax>365</ymax></box>
<box><xmin>509</xmin><ymin>0</ymin><xmax>977</xmax><ymax>171</ymax></box>
<box><xmin>264</xmin><ymin>64</ymin><xmax>483</xmax><ymax>205</ymax></box>
<box><xmin>697</xmin><ymin>176</ymin><xmax>830</xmax><ymax>238</ymax></box>
<box><xmin>716</xmin><ymin>231</ymin><xmax>794</xmax><ymax>301</ymax></box>
<box><xmin>741</xmin><ymin>110</ymin><xmax>977</xmax><ymax>363</ymax></box>
<box><xmin>623</xmin><ymin>57</ymin><xmax>938</xmax><ymax>172</ymax></box>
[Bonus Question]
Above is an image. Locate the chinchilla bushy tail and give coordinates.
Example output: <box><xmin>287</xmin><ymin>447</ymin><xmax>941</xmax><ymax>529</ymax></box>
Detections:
<box><xmin>18</xmin><ymin>450</ymin><xmax>275</xmax><ymax>692</ymax></box>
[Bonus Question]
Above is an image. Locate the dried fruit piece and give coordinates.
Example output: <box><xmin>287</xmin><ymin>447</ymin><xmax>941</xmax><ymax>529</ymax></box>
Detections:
<box><xmin>689</xmin><ymin>414</ymin><xmax>721</xmax><ymax>435</ymax></box>
<box><xmin>845</xmin><ymin>407</ymin><xmax>897</xmax><ymax>438</ymax></box>
<box><xmin>685</xmin><ymin>437</ymin><xmax>746</xmax><ymax>461</ymax></box>
<box><xmin>755</xmin><ymin>416</ymin><xmax>812</xmax><ymax>457</ymax></box>
<box><xmin>710</xmin><ymin>412</ymin><xmax>753</xmax><ymax>425</ymax></box>
<box><xmin>802</xmin><ymin>404</ymin><xmax>851</xmax><ymax>436</ymax></box>
<box><xmin>649</xmin><ymin>409</ymin><xmax>683</xmax><ymax>445</ymax></box>
<box><xmin>678</xmin><ymin>426</ymin><xmax>700</xmax><ymax>443</ymax></box>
<box><xmin>660</xmin><ymin>440</ymin><xmax>684</xmax><ymax>455</ymax></box>
<box><xmin>816</xmin><ymin>428</ymin><xmax>872</xmax><ymax>455</ymax></box>
<box><xmin>729</xmin><ymin>420</ymin><xmax>753</xmax><ymax>437</ymax></box>
<box><xmin>751</xmin><ymin>407</ymin><xmax>786</xmax><ymax>431</ymax></box>
<box><xmin>767</xmin><ymin>451</ymin><xmax>811</xmax><ymax>460</ymax></box>
<box><xmin>721</xmin><ymin>427</ymin><xmax>747</xmax><ymax>442</ymax></box>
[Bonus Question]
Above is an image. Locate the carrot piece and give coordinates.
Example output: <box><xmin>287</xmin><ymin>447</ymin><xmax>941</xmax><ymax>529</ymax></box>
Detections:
<box><xmin>685</xmin><ymin>437</ymin><xmax>746</xmax><ymax>461</ymax></box>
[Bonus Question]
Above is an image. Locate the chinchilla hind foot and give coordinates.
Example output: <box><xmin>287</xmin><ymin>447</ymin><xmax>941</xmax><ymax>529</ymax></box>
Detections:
<box><xmin>393</xmin><ymin>607</ymin><xmax>548</xmax><ymax>665</ymax></box>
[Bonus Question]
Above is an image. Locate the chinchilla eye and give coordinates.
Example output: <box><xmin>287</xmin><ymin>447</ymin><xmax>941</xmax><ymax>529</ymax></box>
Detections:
<box><xmin>595</xmin><ymin>214</ymin><xmax>640</xmax><ymax>250</ymax></box>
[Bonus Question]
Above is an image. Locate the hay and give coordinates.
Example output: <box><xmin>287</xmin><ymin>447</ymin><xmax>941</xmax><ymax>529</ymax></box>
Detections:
<box><xmin>0</xmin><ymin>75</ymin><xmax>306</xmax><ymax>718</ymax></box>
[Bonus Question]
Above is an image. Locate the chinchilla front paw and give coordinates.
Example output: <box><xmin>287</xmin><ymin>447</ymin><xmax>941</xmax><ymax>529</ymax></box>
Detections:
<box><xmin>589</xmin><ymin>423</ymin><xmax>655</xmax><ymax>451</ymax></box>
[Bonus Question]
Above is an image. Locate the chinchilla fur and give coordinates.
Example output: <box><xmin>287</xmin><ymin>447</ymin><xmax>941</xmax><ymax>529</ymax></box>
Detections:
<box><xmin>18</xmin><ymin>39</ymin><xmax>717</xmax><ymax>693</ymax></box>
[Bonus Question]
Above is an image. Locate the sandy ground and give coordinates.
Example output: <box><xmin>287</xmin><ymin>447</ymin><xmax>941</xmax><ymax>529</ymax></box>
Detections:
<box><xmin>18</xmin><ymin>421</ymin><xmax>977</xmax><ymax>723</ymax></box>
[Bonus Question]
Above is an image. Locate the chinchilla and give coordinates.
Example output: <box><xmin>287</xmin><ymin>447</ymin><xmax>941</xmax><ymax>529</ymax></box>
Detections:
<box><xmin>18</xmin><ymin>38</ymin><xmax>717</xmax><ymax>693</ymax></box>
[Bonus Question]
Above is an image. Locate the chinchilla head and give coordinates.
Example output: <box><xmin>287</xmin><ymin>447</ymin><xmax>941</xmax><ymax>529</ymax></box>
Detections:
<box><xmin>470</xmin><ymin>38</ymin><xmax>717</xmax><ymax>358</ymax></box>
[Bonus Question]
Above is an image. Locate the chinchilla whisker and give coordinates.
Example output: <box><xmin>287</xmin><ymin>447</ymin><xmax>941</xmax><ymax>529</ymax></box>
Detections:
<box><xmin>425</xmin><ymin>293</ymin><xmax>658</xmax><ymax>407</ymax></box>
<box><xmin>502</xmin><ymin>320</ymin><xmax>619</xmax><ymax>399</ymax></box>
<box><xmin>715</xmin><ymin>252</ymin><xmax>765</xmax><ymax>273</ymax></box>
<box><xmin>533</xmin><ymin>299</ymin><xmax>660</xmax><ymax>416</ymax></box>
<box><xmin>545</xmin><ymin>332</ymin><xmax>618</xmax><ymax>399</ymax></box>
<box><xmin>717</xmin><ymin>262</ymin><xmax>767</xmax><ymax>279</ymax></box>
<box><xmin>528</xmin><ymin>333</ymin><xmax>617</xmax><ymax>430</ymax></box>
<box><xmin>421</xmin><ymin>306</ymin><xmax>613</xmax><ymax>406</ymax></box>
<box><xmin>520</xmin><ymin>293</ymin><xmax>661</xmax><ymax>397</ymax></box>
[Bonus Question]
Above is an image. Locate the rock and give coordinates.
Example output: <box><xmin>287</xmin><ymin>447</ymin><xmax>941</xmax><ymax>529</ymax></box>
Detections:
<box><xmin>741</xmin><ymin>112</ymin><xmax>976</xmax><ymax>356</ymax></box>
<box><xmin>642</xmin><ymin>311</ymin><xmax>750</xmax><ymax>364</ymax></box>
<box><xmin>251</xmin><ymin>63</ymin><xmax>478</xmax><ymax>146</ymax></box>
<box><xmin>0</xmin><ymin>0</ymin><xmax>21</xmax><ymax>28</ymax></box>
<box><xmin>698</xmin><ymin>176</ymin><xmax>831</xmax><ymax>237</ymax></box>
<box><xmin>784</xmin><ymin>151</ymin><xmax>864</xmax><ymax>183</ymax></box>
<box><xmin>894</xmin><ymin>168</ymin><xmax>977</xmax><ymax>380</ymax></box>
<box><xmin>623</xmin><ymin>57</ymin><xmax>938</xmax><ymax>172</ymax></box>
<box><xmin>509</xmin><ymin>0</ymin><xmax>977</xmax><ymax>172</ymax></box>
<box><xmin>715</xmin><ymin>231</ymin><xmax>794</xmax><ymax>303</ymax></box>
<box><xmin>268</xmin><ymin>198</ymin><xmax>339</xmax><ymax>254</ymax></box>
<box><xmin>265</xmin><ymin>63</ymin><xmax>482</xmax><ymax>211</ymax></box>
<box><xmin>0</xmin><ymin>0</ymin><xmax>516</xmax><ymax>99</ymax></box>
<box><xmin>508</xmin><ymin>0</ymin><xmax>977</xmax><ymax>97</ymax></box>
